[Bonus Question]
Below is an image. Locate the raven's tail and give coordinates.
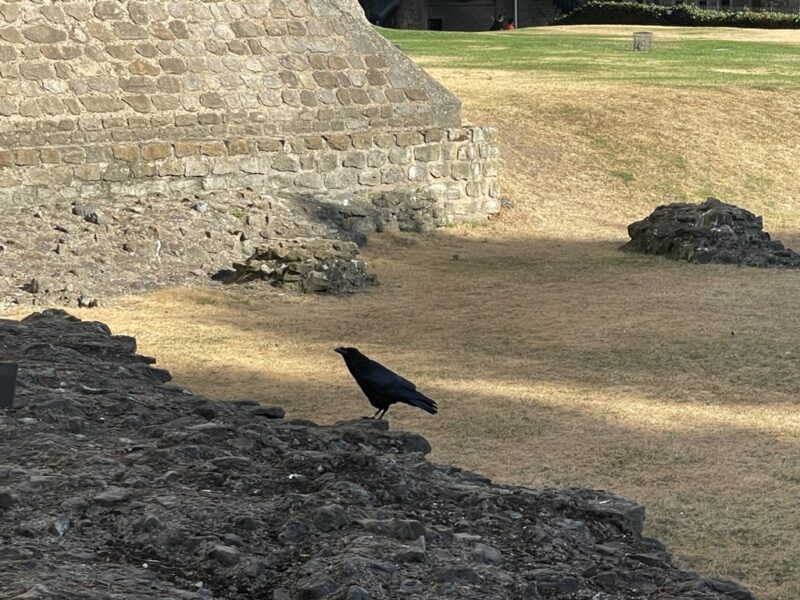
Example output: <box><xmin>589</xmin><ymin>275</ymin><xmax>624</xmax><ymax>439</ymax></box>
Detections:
<box><xmin>401</xmin><ymin>390</ymin><xmax>438</xmax><ymax>415</ymax></box>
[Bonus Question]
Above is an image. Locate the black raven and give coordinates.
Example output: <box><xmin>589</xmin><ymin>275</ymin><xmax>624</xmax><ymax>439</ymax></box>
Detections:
<box><xmin>334</xmin><ymin>347</ymin><xmax>438</xmax><ymax>419</ymax></box>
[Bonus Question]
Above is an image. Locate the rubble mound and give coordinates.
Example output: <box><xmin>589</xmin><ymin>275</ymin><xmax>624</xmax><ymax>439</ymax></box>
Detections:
<box><xmin>220</xmin><ymin>239</ymin><xmax>378</xmax><ymax>294</ymax></box>
<box><xmin>623</xmin><ymin>197</ymin><xmax>800</xmax><ymax>267</ymax></box>
<box><xmin>0</xmin><ymin>310</ymin><xmax>754</xmax><ymax>600</ymax></box>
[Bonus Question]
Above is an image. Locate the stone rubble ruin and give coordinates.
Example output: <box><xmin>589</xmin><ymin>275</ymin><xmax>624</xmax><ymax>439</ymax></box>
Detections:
<box><xmin>623</xmin><ymin>197</ymin><xmax>800</xmax><ymax>267</ymax></box>
<box><xmin>0</xmin><ymin>309</ymin><xmax>756</xmax><ymax>599</ymax></box>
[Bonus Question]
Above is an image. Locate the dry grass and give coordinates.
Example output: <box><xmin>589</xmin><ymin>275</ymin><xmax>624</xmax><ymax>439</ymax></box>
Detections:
<box><xmin>7</xmin><ymin>25</ymin><xmax>800</xmax><ymax>599</ymax></box>
<box><xmin>543</xmin><ymin>24</ymin><xmax>800</xmax><ymax>45</ymax></box>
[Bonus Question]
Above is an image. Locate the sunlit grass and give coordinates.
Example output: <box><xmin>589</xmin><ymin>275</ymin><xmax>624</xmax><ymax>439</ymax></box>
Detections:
<box><xmin>380</xmin><ymin>25</ymin><xmax>800</xmax><ymax>88</ymax></box>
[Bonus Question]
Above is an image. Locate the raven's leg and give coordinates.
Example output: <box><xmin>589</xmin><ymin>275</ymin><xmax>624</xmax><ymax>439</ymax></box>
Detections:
<box><xmin>372</xmin><ymin>408</ymin><xmax>382</xmax><ymax>419</ymax></box>
<box><xmin>378</xmin><ymin>407</ymin><xmax>389</xmax><ymax>419</ymax></box>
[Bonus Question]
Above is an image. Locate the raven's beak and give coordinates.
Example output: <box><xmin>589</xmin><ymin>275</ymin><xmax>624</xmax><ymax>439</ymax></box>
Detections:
<box><xmin>334</xmin><ymin>347</ymin><xmax>345</xmax><ymax>355</ymax></box>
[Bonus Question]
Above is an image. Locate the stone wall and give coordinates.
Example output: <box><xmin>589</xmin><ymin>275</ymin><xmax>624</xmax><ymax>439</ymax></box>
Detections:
<box><xmin>0</xmin><ymin>0</ymin><xmax>499</xmax><ymax>221</ymax></box>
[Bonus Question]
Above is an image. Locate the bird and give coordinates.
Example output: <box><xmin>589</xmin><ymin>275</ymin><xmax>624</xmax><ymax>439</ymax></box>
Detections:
<box><xmin>334</xmin><ymin>347</ymin><xmax>438</xmax><ymax>419</ymax></box>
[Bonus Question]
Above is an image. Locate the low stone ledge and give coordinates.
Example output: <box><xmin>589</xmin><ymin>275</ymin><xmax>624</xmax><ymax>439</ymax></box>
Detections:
<box><xmin>218</xmin><ymin>238</ymin><xmax>377</xmax><ymax>294</ymax></box>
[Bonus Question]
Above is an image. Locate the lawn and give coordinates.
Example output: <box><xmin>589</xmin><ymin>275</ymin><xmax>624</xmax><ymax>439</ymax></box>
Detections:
<box><xmin>382</xmin><ymin>25</ymin><xmax>800</xmax><ymax>88</ymax></box>
<box><xmin>9</xmin><ymin>25</ymin><xmax>800</xmax><ymax>599</ymax></box>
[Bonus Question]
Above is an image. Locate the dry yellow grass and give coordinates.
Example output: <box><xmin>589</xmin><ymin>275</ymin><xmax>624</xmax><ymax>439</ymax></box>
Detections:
<box><xmin>543</xmin><ymin>24</ymin><xmax>800</xmax><ymax>45</ymax></box>
<box><xmin>6</xmin><ymin>25</ymin><xmax>800</xmax><ymax>600</ymax></box>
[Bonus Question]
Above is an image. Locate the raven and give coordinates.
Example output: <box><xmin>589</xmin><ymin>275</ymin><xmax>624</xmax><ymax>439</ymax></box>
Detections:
<box><xmin>334</xmin><ymin>347</ymin><xmax>438</xmax><ymax>419</ymax></box>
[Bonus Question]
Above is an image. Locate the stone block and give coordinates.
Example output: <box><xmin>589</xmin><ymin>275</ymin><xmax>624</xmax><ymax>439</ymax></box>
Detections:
<box><xmin>19</xmin><ymin>101</ymin><xmax>41</xmax><ymax>117</ymax></box>
<box><xmin>175</xmin><ymin>114</ymin><xmax>197</xmax><ymax>127</ymax></box>
<box><xmin>408</xmin><ymin>164</ymin><xmax>427</xmax><ymax>182</ymax></box>
<box><xmin>22</xmin><ymin>24</ymin><xmax>67</xmax><ymax>43</ymax></box>
<box><xmin>389</xmin><ymin>148</ymin><xmax>411</xmax><ymax>166</ymax></box>
<box><xmin>198</xmin><ymin>113</ymin><xmax>222</xmax><ymax>125</ymax></box>
<box><xmin>451</xmin><ymin>162</ymin><xmax>471</xmax><ymax>181</ymax></box>
<box><xmin>122</xmin><ymin>95</ymin><xmax>152</xmax><ymax>113</ymax></box>
<box><xmin>255</xmin><ymin>138</ymin><xmax>281</xmax><ymax>152</ymax></box>
<box><xmin>316</xmin><ymin>153</ymin><xmax>338</xmax><ymax>172</ymax></box>
<box><xmin>80</xmin><ymin>95</ymin><xmax>124</xmax><ymax>113</ymax></box>
<box><xmin>272</xmin><ymin>154</ymin><xmax>300</xmax><ymax>172</ymax></box>
<box><xmin>414</xmin><ymin>144</ymin><xmax>441</xmax><ymax>162</ymax></box>
<box><xmin>227</xmin><ymin>139</ymin><xmax>254</xmax><ymax>155</ymax></box>
<box><xmin>324</xmin><ymin>133</ymin><xmax>351</xmax><ymax>151</ymax></box>
<box><xmin>429</xmin><ymin>162</ymin><xmax>451</xmax><ymax>179</ymax></box>
<box><xmin>102</xmin><ymin>163</ymin><xmax>130</xmax><ymax>181</ymax></box>
<box><xmin>0</xmin><ymin>150</ymin><xmax>13</xmax><ymax>167</ymax></box>
<box><xmin>94</xmin><ymin>1</ymin><xmax>125</xmax><ymax>20</ymax></box>
<box><xmin>199</xmin><ymin>92</ymin><xmax>226</xmax><ymax>109</ymax></box>
<box><xmin>201</xmin><ymin>141</ymin><xmax>226</xmax><ymax>156</ymax></box>
<box><xmin>367</xmin><ymin>150</ymin><xmax>387</xmax><ymax>168</ymax></box>
<box><xmin>396</xmin><ymin>132</ymin><xmax>424</xmax><ymax>147</ymax></box>
<box><xmin>373</xmin><ymin>133</ymin><xmax>393</xmax><ymax>149</ymax></box>
<box><xmin>112</xmin><ymin>144</ymin><xmax>140</xmax><ymax>162</ymax></box>
<box><xmin>241</xmin><ymin>157</ymin><xmax>270</xmax><ymax>174</ymax></box>
<box><xmin>141</xmin><ymin>142</ymin><xmax>171</xmax><ymax>161</ymax></box>
<box><xmin>114</xmin><ymin>22</ymin><xmax>148</xmax><ymax>40</ymax></box>
<box><xmin>62</xmin><ymin>147</ymin><xmax>86</xmax><ymax>164</ymax></box>
<box><xmin>20</xmin><ymin>63</ymin><xmax>56</xmax><ymax>80</ymax></box>
<box><xmin>129</xmin><ymin>59</ymin><xmax>160</xmax><ymax>76</ymax></box>
<box><xmin>132</xmin><ymin>162</ymin><xmax>158</xmax><ymax>178</ymax></box>
<box><xmin>15</xmin><ymin>149</ymin><xmax>40</xmax><ymax>166</ymax></box>
<box><xmin>295</xmin><ymin>172</ymin><xmax>324</xmax><ymax>189</ymax></box>
<box><xmin>158</xmin><ymin>159</ymin><xmax>184</xmax><ymax>176</ymax></box>
<box><xmin>74</xmin><ymin>164</ymin><xmax>103</xmax><ymax>181</ymax></box>
<box><xmin>41</xmin><ymin>46</ymin><xmax>81</xmax><ymax>60</ymax></box>
<box><xmin>232</xmin><ymin>21</ymin><xmax>264</xmax><ymax>38</ymax></box>
<box><xmin>382</xmin><ymin>165</ymin><xmax>404</xmax><ymax>185</ymax></box>
<box><xmin>174</xmin><ymin>143</ymin><xmax>198</xmax><ymax>158</ymax></box>
<box><xmin>405</xmin><ymin>89</ymin><xmax>428</xmax><ymax>101</ymax></box>
<box><xmin>351</xmin><ymin>132</ymin><xmax>372</xmax><ymax>150</ymax></box>
<box><xmin>324</xmin><ymin>170</ymin><xmax>354</xmax><ymax>190</ymax></box>
<box><xmin>0</xmin><ymin>27</ymin><xmax>24</xmax><ymax>44</ymax></box>
<box><xmin>160</xmin><ymin>57</ymin><xmax>187</xmax><ymax>74</ymax></box>
<box><xmin>184</xmin><ymin>156</ymin><xmax>208</xmax><ymax>177</ymax></box>
<box><xmin>358</xmin><ymin>170</ymin><xmax>380</xmax><ymax>187</ymax></box>
<box><xmin>343</xmin><ymin>152</ymin><xmax>366</xmax><ymax>169</ymax></box>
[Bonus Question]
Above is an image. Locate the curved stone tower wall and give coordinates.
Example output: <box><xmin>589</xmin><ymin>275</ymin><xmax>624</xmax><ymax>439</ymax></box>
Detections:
<box><xmin>0</xmin><ymin>0</ymin><xmax>499</xmax><ymax>221</ymax></box>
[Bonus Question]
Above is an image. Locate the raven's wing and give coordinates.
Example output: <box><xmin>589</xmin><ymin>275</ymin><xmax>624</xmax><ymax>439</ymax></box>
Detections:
<box><xmin>361</xmin><ymin>358</ymin><xmax>418</xmax><ymax>391</ymax></box>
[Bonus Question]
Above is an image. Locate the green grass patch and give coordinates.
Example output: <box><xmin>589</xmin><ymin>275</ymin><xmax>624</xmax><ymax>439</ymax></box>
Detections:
<box><xmin>379</xmin><ymin>26</ymin><xmax>800</xmax><ymax>88</ymax></box>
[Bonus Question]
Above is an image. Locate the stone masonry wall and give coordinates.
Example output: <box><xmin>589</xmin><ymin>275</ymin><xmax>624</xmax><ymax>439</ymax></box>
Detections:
<box><xmin>0</xmin><ymin>122</ymin><xmax>499</xmax><ymax>220</ymax></box>
<box><xmin>0</xmin><ymin>0</ymin><xmax>499</xmax><ymax>221</ymax></box>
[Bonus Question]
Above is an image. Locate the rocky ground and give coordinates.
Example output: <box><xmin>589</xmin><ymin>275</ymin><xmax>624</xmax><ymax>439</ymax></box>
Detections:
<box><xmin>623</xmin><ymin>197</ymin><xmax>800</xmax><ymax>267</ymax></box>
<box><xmin>0</xmin><ymin>190</ymin><xmax>437</xmax><ymax>307</ymax></box>
<box><xmin>0</xmin><ymin>309</ymin><xmax>755</xmax><ymax>599</ymax></box>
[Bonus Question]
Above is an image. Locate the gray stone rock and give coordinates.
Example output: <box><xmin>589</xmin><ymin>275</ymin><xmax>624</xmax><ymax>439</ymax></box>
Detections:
<box><xmin>278</xmin><ymin>521</ymin><xmax>309</xmax><ymax>544</ymax></box>
<box><xmin>472</xmin><ymin>542</ymin><xmax>503</xmax><ymax>565</ymax></box>
<box><xmin>345</xmin><ymin>585</ymin><xmax>370</xmax><ymax>600</ymax></box>
<box><xmin>0</xmin><ymin>488</ymin><xmax>21</xmax><ymax>509</ymax></box>
<box><xmin>209</xmin><ymin>544</ymin><xmax>239</xmax><ymax>567</ymax></box>
<box><xmin>433</xmin><ymin>566</ymin><xmax>482</xmax><ymax>584</ymax></box>
<box><xmin>92</xmin><ymin>486</ymin><xmax>130</xmax><ymax>506</ymax></box>
<box><xmin>296</xmin><ymin>573</ymin><xmax>337</xmax><ymax>599</ymax></box>
<box><xmin>624</xmin><ymin>197</ymin><xmax>800</xmax><ymax>268</ymax></box>
<box><xmin>312</xmin><ymin>504</ymin><xmax>349</xmax><ymax>533</ymax></box>
<box><xmin>252</xmin><ymin>405</ymin><xmax>285</xmax><ymax>419</ymax></box>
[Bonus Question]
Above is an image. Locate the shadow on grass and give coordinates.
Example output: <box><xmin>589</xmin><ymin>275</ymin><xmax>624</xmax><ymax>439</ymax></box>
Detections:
<box><xmin>180</xmin><ymin>231</ymin><xmax>800</xmax><ymax>410</ymax></box>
